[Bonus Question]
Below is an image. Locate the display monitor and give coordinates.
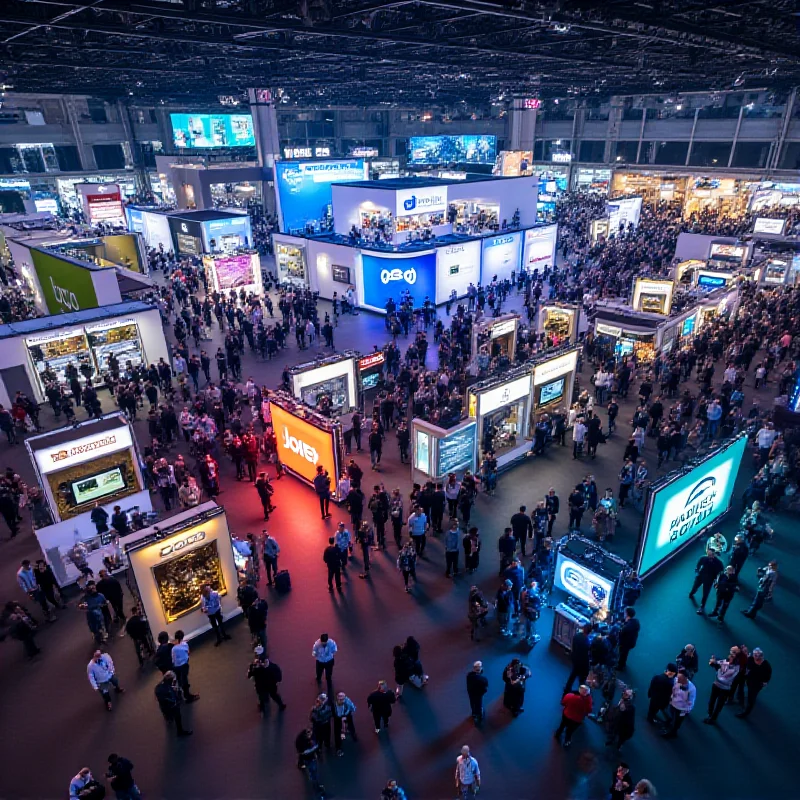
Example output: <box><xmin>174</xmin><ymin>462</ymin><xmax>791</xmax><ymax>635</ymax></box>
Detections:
<box><xmin>538</xmin><ymin>377</ymin><xmax>565</xmax><ymax>407</ymax></box>
<box><xmin>553</xmin><ymin>551</ymin><xmax>613</xmax><ymax>612</ymax></box>
<box><xmin>681</xmin><ymin>315</ymin><xmax>697</xmax><ymax>337</ymax></box>
<box><xmin>69</xmin><ymin>466</ymin><xmax>127</xmax><ymax>506</ymax></box>
<box><xmin>636</xmin><ymin>435</ymin><xmax>747</xmax><ymax>578</ymax></box>
<box><xmin>170</xmin><ymin>113</ymin><xmax>255</xmax><ymax>149</ymax></box>
<box><xmin>697</xmin><ymin>273</ymin><xmax>728</xmax><ymax>290</ymax></box>
<box><xmin>408</xmin><ymin>135</ymin><xmax>497</xmax><ymax>165</ymax></box>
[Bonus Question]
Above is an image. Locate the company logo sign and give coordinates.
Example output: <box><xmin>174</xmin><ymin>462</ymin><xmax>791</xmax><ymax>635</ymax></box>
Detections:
<box><xmin>396</xmin><ymin>187</ymin><xmax>448</xmax><ymax>217</ymax></box>
<box><xmin>560</xmin><ymin>561</ymin><xmax>609</xmax><ymax>607</ymax></box>
<box><xmin>160</xmin><ymin>530</ymin><xmax>206</xmax><ymax>558</ymax></box>
<box><xmin>50</xmin><ymin>277</ymin><xmax>80</xmax><ymax>311</ymax></box>
<box><xmin>489</xmin><ymin>236</ymin><xmax>514</xmax><ymax>247</ymax></box>
<box><xmin>181</xmin><ymin>223</ymin><xmax>189</xmax><ymax>233</ymax></box>
<box><xmin>358</xmin><ymin>352</ymin><xmax>386</xmax><ymax>371</ymax></box>
<box><xmin>51</xmin><ymin>434</ymin><xmax>117</xmax><ymax>463</ymax></box>
<box><xmin>401</xmin><ymin>192</ymin><xmax>444</xmax><ymax>211</ymax></box>
<box><xmin>381</xmin><ymin>267</ymin><xmax>416</xmax><ymax>285</ymax></box>
<box><xmin>444</xmin><ymin>245</ymin><xmax>464</xmax><ymax>255</ymax></box>
<box><xmin>669</xmin><ymin>477</ymin><xmax>718</xmax><ymax>543</ymax></box>
<box><xmin>270</xmin><ymin>405</ymin><xmax>336</xmax><ymax>486</ymax></box>
<box><xmin>282</xmin><ymin>425</ymin><xmax>319</xmax><ymax>464</ymax></box>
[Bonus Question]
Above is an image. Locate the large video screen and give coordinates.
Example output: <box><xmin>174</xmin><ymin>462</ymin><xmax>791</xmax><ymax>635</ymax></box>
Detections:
<box><xmin>408</xmin><ymin>135</ymin><xmax>497</xmax><ymax>165</ymax></box>
<box><xmin>637</xmin><ymin>435</ymin><xmax>747</xmax><ymax>578</ymax></box>
<box><xmin>553</xmin><ymin>551</ymin><xmax>613</xmax><ymax>612</ymax></box>
<box><xmin>170</xmin><ymin>113</ymin><xmax>255</xmax><ymax>149</ymax></box>
<box><xmin>361</xmin><ymin>251</ymin><xmax>437</xmax><ymax>311</ymax></box>
<box><xmin>276</xmin><ymin>160</ymin><xmax>366</xmax><ymax>232</ymax></box>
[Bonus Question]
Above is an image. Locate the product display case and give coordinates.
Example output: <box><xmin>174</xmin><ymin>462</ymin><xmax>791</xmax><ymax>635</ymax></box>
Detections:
<box><xmin>27</xmin><ymin>330</ymin><xmax>93</xmax><ymax>388</ymax></box>
<box><xmin>87</xmin><ymin>321</ymin><xmax>145</xmax><ymax>373</ymax></box>
<box><xmin>276</xmin><ymin>242</ymin><xmax>307</xmax><ymax>283</ymax></box>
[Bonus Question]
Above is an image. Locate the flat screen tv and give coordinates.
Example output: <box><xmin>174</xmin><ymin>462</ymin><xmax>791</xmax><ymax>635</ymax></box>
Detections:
<box><xmin>69</xmin><ymin>466</ymin><xmax>127</xmax><ymax>507</ymax></box>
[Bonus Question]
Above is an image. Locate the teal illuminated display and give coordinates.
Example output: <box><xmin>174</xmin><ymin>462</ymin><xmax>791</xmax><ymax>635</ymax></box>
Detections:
<box><xmin>636</xmin><ymin>435</ymin><xmax>747</xmax><ymax>578</ymax></box>
<box><xmin>171</xmin><ymin>113</ymin><xmax>255</xmax><ymax>149</ymax></box>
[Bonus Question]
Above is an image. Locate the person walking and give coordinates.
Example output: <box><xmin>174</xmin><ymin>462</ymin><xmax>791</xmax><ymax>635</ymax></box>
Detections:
<box><xmin>310</xmin><ymin>693</ymin><xmax>333</xmax><ymax>757</ymax></box>
<box><xmin>495</xmin><ymin>579</ymin><xmax>514</xmax><ymax>637</ymax></box>
<box><xmin>520</xmin><ymin>579</ymin><xmax>542</xmax><ymax>645</ymax></box>
<box><xmin>646</xmin><ymin>663</ymin><xmax>677</xmax><ymax>724</ymax></box>
<box><xmin>323</xmin><ymin>537</ymin><xmax>343</xmax><ymax>593</ymax></box>
<box><xmin>616</xmin><ymin>607</ymin><xmax>640</xmax><ymax>670</ymax></box>
<box><xmin>735</xmin><ymin>647</ymin><xmax>771</xmax><ymax>719</ymax></box>
<box><xmin>335</xmin><ymin>522</ymin><xmax>352</xmax><ymax>572</ymax></box>
<box><xmin>502</xmin><ymin>658</ymin><xmax>531</xmax><ymax>717</ymax></box>
<box><xmin>565</xmin><ymin>624</ymin><xmax>592</xmax><ymax>692</ymax></box>
<box><xmin>568</xmin><ymin>484</ymin><xmax>585</xmax><ymax>531</ymax></box>
<box><xmin>455</xmin><ymin>745</ymin><xmax>481</xmax><ymax>799</ymax></box>
<box><xmin>662</xmin><ymin>671</ymin><xmax>696</xmax><ymax>739</ymax></box>
<box><xmin>389</xmin><ymin>489</ymin><xmax>404</xmax><ymax>547</ymax></box>
<box><xmin>407</xmin><ymin>505</ymin><xmax>428</xmax><ymax>557</ymax></box>
<box><xmin>708</xmin><ymin>565</ymin><xmax>739</xmax><ymax>622</ymax></box>
<box><xmin>444</xmin><ymin>519</ymin><xmax>460</xmax><ymax>577</ymax></box>
<box><xmin>171</xmin><ymin>630</ymin><xmax>199</xmax><ymax>703</ymax></box>
<box><xmin>704</xmin><ymin>646</ymin><xmax>741</xmax><ymax>725</ymax></box>
<box><xmin>248</xmin><ymin>595</ymin><xmax>269</xmax><ymax>651</ymax></box>
<box><xmin>87</xmin><ymin>650</ymin><xmax>124</xmax><ymax>712</ymax></box>
<box><xmin>554</xmin><ymin>685</ymin><xmax>593</xmax><ymax>748</ymax></box>
<box><xmin>332</xmin><ymin>691</ymin><xmax>358</xmax><ymax>756</ymax></box>
<box><xmin>604</xmin><ymin>689</ymin><xmax>636</xmax><ymax>751</ymax></box>
<box><xmin>17</xmin><ymin>559</ymin><xmax>57</xmax><ymax>622</ymax></box>
<box><xmin>79</xmin><ymin>581</ymin><xmax>110</xmax><ymax>645</ymax></box>
<box><xmin>742</xmin><ymin>560</ymin><xmax>778</xmax><ymax>619</ymax></box>
<box><xmin>314</xmin><ymin>466</ymin><xmax>332</xmax><ymax>519</ymax></box>
<box><xmin>356</xmin><ymin>521</ymin><xmax>375</xmax><ymax>579</ymax></box>
<box><xmin>689</xmin><ymin>549</ymin><xmax>724</xmax><ymax>614</ymax></box>
<box><xmin>729</xmin><ymin>534</ymin><xmax>749</xmax><ymax>576</ymax></box>
<box><xmin>367</xmin><ymin>680</ymin><xmax>396</xmax><ymax>733</ymax></box>
<box><xmin>510</xmin><ymin>505</ymin><xmax>533</xmax><ymax>557</ymax></box>
<box><xmin>247</xmin><ymin>647</ymin><xmax>287</xmax><ymax>713</ymax></box>
<box><xmin>463</xmin><ymin>527</ymin><xmax>481</xmax><ymax>573</ymax></box>
<box><xmin>397</xmin><ymin>542</ymin><xmax>417</xmax><ymax>593</ymax></box>
<box><xmin>124</xmin><ymin>606</ymin><xmax>153</xmax><ymax>667</ymax></box>
<box><xmin>154</xmin><ymin>671</ymin><xmax>192</xmax><ymax>737</ymax></box>
<box><xmin>106</xmin><ymin>754</ymin><xmax>141</xmax><ymax>800</ymax></box>
<box><xmin>466</xmin><ymin>661</ymin><xmax>489</xmax><ymax>724</ymax></box>
<box><xmin>295</xmin><ymin>726</ymin><xmax>325</xmax><ymax>795</ymax></box>
<box><xmin>200</xmin><ymin>584</ymin><xmax>230</xmax><ymax>645</ymax></box>
<box><xmin>312</xmin><ymin>633</ymin><xmax>337</xmax><ymax>689</ymax></box>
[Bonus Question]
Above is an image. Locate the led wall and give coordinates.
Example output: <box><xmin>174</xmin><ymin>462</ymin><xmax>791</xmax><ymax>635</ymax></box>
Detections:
<box><xmin>408</xmin><ymin>135</ymin><xmax>497</xmax><ymax>165</ymax></box>
<box><xmin>360</xmin><ymin>251</ymin><xmax>436</xmax><ymax>312</ymax></box>
<box><xmin>170</xmin><ymin>113</ymin><xmax>255</xmax><ymax>149</ymax></box>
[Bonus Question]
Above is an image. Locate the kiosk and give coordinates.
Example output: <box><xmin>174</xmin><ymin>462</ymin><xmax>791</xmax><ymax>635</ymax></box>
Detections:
<box><xmin>532</xmin><ymin>347</ymin><xmax>580</xmax><ymax>417</ymax></box>
<box><xmin>268</xmin><ymin>391</ymin><xmax>345</xmax><ymax>497</ymax></box>
<box><xmin>470</xmin><ymin>314</ymin><xmax>520</xmax><ymax>368</ymax></box>
<box><xmin>538</xmin><ymin>304</ymin><xmax>580</xmax><ymax>345</ymax></box>
<box><xmin>123</xmin><ymin>503</ymin><xmax>242</xmax><ymax>641</ymax></box>
<box><xmin>357</xmin><ymin>350</ymin><xmax>386</xmax><ymax>395</ymax></box>
<box><xmin>27</xmin><ymin>413</ymin><xmax>152</xmax><ymax>587</ymax></box>
<box><xmin>411</xmin><ymin>417</ymin><xmax>478</xmax><ymax>481</ymax></box>
<box><xmin>202</xmin><ymin>252</ymin><xmax>263</xmax><ymax>295</ymax></box>
<box><xmin>632</xmin><ymin>278</ymin><xmax>674</xmax><ymax>316</ymax></box>
<box><xmin>288</xmin><ymin>352</ymin><xmax>359</xmax><ymax>418</ymax></box>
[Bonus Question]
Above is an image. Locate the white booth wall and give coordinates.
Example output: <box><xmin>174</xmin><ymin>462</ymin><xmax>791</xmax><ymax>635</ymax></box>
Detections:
<box><xmin>332</xmin><ymin>184</ymin><xmax>396</xmax><ymax>236</ymax></box>
<box><xmin>435</xmin><ymin>239</ymin><xmax>481</xmax><ymax>303</ymax></box>
<box><xmin>306</xmin><ymin>239</ymin><xmax>360</xmax><ymax>300</ymax></box>
<box><xmin>447</xmin><ymin>176</ymin><xmax>538</xmax><ymax>228</ymax></box>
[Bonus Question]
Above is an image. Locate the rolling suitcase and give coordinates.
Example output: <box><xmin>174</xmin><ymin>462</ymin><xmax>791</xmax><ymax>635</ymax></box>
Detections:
<box><xmin>274</xmin><ymin>570</ymin><xmax>291</xmax><ymax>594</ymax></box>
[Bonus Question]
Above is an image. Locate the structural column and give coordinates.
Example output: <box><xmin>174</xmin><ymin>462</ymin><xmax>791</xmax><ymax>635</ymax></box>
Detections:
<box><xmin>63</xmin><ymin>96</ymin><xmax>97</xmax><ymax>171</ymax></box>
<box><xmin>509</xmin><ymin>98</ymin><xmax>537</xmax><ymax>152</ymax></box>
<box><xmin>248</xmin><ymin>88</ymin><xmax>282</xmax><ymax>214</ymax></box>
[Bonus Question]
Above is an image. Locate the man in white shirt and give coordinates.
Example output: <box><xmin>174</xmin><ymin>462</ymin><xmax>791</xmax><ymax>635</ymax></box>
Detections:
<box><xmin>756</xmin><ymin>424</ymin><xmax>777</xmax><ymax>461</ymax></box>
<box><xmin>87</xmin><ymin>650</ymin><xmax>124</xmax><ymax>711</ymax></box>
<box><xmin>662</xmin><ymin>672</ymin><xmax>696</xmax><ymax>738</ymax></box>
<box><xmin>723</xmin><ymin>364</ymin><xmax>737</xmax><ymax>384</ymax></box>
<box><xmin>572</xmin><ymin>418</ymin><xmax>587</xmax><ymax>459</ymax></box>
<box><xmin>312</xmin><ymin>633</ymin><xmax>338</xmax><ymax>688</ymax></box>
<box><xmin>455</xmin><ymin>745</ymin><xmax>481</xmax><ymax>798</ymax></box>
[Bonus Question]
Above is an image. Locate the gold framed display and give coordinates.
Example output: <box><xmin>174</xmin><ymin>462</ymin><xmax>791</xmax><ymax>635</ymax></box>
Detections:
<box><xmin>152</xmin><ymin>539</ymin><xmax>227</xmax><ymax>624</ymax></box>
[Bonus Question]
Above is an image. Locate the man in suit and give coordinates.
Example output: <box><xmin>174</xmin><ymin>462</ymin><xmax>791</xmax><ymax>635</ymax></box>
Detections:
<box><xmin>564</xmin><ymin>624</ymin><xmax>592</xmax><ymax>693</ymax></box>
<box><xmin>617</xmin><ymin>607</ymin><xmax>640</xmax><ymax>670</ymax></box>
<box><xmin>646</xmin><ymin>663</ymin><xmax>677</xmax><ymax>723</ymax></box>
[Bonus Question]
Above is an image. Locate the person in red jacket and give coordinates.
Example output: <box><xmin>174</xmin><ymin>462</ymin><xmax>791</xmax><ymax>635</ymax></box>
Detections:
<box><xmin>554</xmin><ymin>685</ymin><xmax>593</xmax><ymax>748</ymax></box>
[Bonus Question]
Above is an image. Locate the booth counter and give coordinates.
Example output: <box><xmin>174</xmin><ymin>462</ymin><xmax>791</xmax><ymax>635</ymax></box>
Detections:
<box><xmin>27</xmin><ymin>413</ymin><xmax>153</xmax><ymax>587</ymax></box>
<box><xmin>288</xmin><ymin>352</ymin><xmax>359</xmax><ymax>418</ymax></box>
<box><xmin>0</xmin><ymin>301</ymin><xmax>170</xmax><ymax>407</ymax></box>
<box><xmin>411</xmin><ymin>417</ymin><xmax>477</xmax><ymax>481</ymax></box>
<box><xmin>268</xmin><ymin>391</ymin><xmax>345</xmax><ymax>498</ymax></box>
<box><xmin>538</xmin><ymin>303</ymin><xmax>580</xmax><ymax>345</ymax></box>
<box><xmin>123</xmin><ymin>503</ymin><xmax>242</xmax><ymax>641</ymax></box>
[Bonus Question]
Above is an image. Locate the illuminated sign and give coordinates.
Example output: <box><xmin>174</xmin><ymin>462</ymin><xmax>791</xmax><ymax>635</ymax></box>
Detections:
<box><xmin>408</xmin><ymin>135</ymin><xmax>497</xmax><ymax>166</ymax></box>
<box><xmin>396</xmin><ymin>186</ymin><xmax>448</xmax><ymax>217</ymax></box>
<box><xmin>753</xmin><ymin>217</ymin><xmax>786</xmax><ymax>235</ymax></box>
<box><xmin>632</xmin><ymin>278</ymin><xmax>675</xmax><ymax>316</ymax></box>
<box><xmin>350</xmin><ymin>147</ymin><xmax>379</xmax><ymax>158</ymax></box>
<box><xmin>437</xmin><ymin>424</ymin><xmax>476</xmax><ymax>475</ymax></box>
<box><xmin>171</xmin><ymin>113</ymin><xmax>255</xmax><ymax>149</ymax></box>
<box><xmin>551</xmin><ymin>152</ymin><xmax>572</xmax><ymax>163</ymax></box>
<box><xmin>554</xmin><ymin>552</ymin><xmax>613</xmax><ymax>611</ymax></box>
<box><xmin>596</xmin><ymin>323</ymin><xmax>622</xmax><ymax>338</ymax></box>
<box><xmin>481</xmin><ymin>231</ymin><xmax>522</xmax><ymax>282</ymax></box>
<box><xmin>479</xmin><ymin>374</ymin><xmax>532</xmax><ymax>416</ymax></box>
<box><xmin>269</xmin><ymin>404</ymin><xmax>337</xmax><ymax>486</ymax></box>
<box><xmin>522</xmin><ymin>225</ymin><xmax>558</xmax><ymax>271</ymax></box>
<box><xmin>490</xmin><ymin>319</ymin><xmax>517</xmax><ymax>339</ymax></box>
<box><xmin>533</xmin><ymin>350</ymin><xmax>578</xmax><ymax>386</ymax></box>
<box><xmin>35</xmin><ymin>426</ymin><xmax>133</xmax><ymax>474</ymax></box>
<box><xmin>522</xmin><ymin>98</ymin><xmax>541</xmax><ymax>109</ymax></box>
<box><xmin>358</xmin><ymin>352</ymin><xmax>385</xmax><ymax>372</ymax></box>
<box><xmin>160</xmin><ymin>530</ymin><xmax>206</xmax><ymax>558</ymax></box>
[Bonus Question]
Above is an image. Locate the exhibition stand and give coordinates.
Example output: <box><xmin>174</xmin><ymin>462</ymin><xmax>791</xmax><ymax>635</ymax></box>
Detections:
<box><xmin>531</xmin><ymin>346</ymin><xmax>580</xmax><ymax>417</ymax></box>
<box><xmin>76</xmin><ymin>183</ymin><xmax>126</xmax><ymax>226</ymax></box>
<box><xmin>538</xmin><ymin>303</ymin><xmax>581</xmax><ymax>345</ymax></box>
<box><xmin>631</xmin><ymin>277</ymin><xmax>675</xmax><ymax>316</ymax></box>
<box><xmin>635</xmin><ymin>433</ymin><xmax>748</xmax><ymax>579</ymax></box>
<box><xmin>202</xmin><ymin>251</ymin><xmax>263</xmax><ymax>295</ymax></box>
<box><xmin>470</xmin><ymin>314</ymin><xmax>520</xmax><ymax>368</ymax></box>
<box><xmin>411</xmin><ymin>417</ymin><xmax>478</xmax><ymax>482</ymax></box>
<box><xmin>27</xmin><ymin>413</ymin><xmax>152</xmax><ymax>587</ymax></box>
<box><xmin>122</xmin><ymin>502</ymin><xmax>242</xmax><ymax>641</ymax></box>
<box><xmin>357</xmin><ymin>350</ymin><xmax>387</xmax><ymax>397</ymax></box>
<box><xmin>268</xmin><ymin>390</ymin><xmax>345</xmax><ymax>498</ymax></box>
<box><xmin>287</xmin><ymin>352</ymin><xmax>359</xmax><ymax>418</ymax></box>
<box><xmin>0</xmin><ymin>300</ymin><xmax>170</xmax><ymax>407</ymax></box>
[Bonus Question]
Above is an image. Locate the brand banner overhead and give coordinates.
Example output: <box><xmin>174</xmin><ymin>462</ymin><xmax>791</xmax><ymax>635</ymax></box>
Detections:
<box><xmin>30</xmin><ymin>248</ymin><xmax>100</xmax><ymax>314</ymax></box>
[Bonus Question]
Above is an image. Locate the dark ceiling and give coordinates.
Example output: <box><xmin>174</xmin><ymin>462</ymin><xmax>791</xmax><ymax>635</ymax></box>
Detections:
<box><xmin>1</xmin><ymin>0</ymin><xmax>799</xmax><ymax>105</ymax></box>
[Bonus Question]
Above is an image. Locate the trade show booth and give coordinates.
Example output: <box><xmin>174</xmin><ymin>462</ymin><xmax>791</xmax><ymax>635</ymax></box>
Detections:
<box><xmin>708</xmin><ymin>242</ymin><xmax>749</xmax><ymax>270</ymax></box>
<box><xmin>167</xmin><ymin>209</ymin><xmax>253</xmax><ymax>256</ymax></box>
<box><xmin>470</xmin><ymin>314</ymin><xmax>520</xmax><ymax>367</ymax></box>
<box><xmin>27</xmin><ymin>413</ymin><xmax>152</xmax><ymax>587</ymax></box>
<box><xmin>268</xmin><ymin>391</ymin><xmax>345</xmax><ymax>497</ymax></box>
<box><xmin>288</xmin><ymin>352</ymin><xmax>359</xmax><ymax>418</ymax></box>
<box><xmin>411</xmin><ymin>417</ymin><xmax>477</xmax><ymax>481</ymax></box>
<box><xmin>76</xmin><ymin>183</ymin><xmax>126</xmax><ymax>226</ymax></box>
<box><xmin>538</xmin><ymin>303</ymin><xmax>580</xmax><ymax>344</ymax></box>
<box><xmin>357</xmin><ymin>350</ymin><xmax>386</xmax><ymax>395</ymax></box>
<box><xmin>531</xmin><ymin>347</ymin><xmax>580</xmax><ymax>417</ymax></box>
<box><xmin>636</xmin><ymin>434</ymin><xmax>747</xmax><ymax>579</ymax></box>
<box><xmin>123</xmin><ymin>502</ymin><xmax>242</xmax><ymax>641</ymax></box>
<box><xmin>202</xmin><ymin>252</ymin><xmax>263</xmax><ymax>295</ymax></box>
<box><xmin>632</xmin><ymin>277</ymin><xmax>675</xmax><ymax>315</ymax></box>
<box><xmin>0</xmin><ymin>301</ymin><xmax>170</xmax><ymax>407</ymax></box>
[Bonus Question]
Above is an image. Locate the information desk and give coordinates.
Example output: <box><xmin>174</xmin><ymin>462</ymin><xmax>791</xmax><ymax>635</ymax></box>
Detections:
<box><xmin>288</xmin><ymin>351</ymin><xmax>359</xmax><ymax>418</ymax></box>
<box><xmin>123</xmin><ymin>503</ymin><xmax>241</xmax><ymax>641</ymax></box>
<box><xmin>267</xmin><ymin>391</ymin><xmax>345</xmax><ymax>498</ymax></box>
<box><xmin>411</xmin><ymin>417</ymin><xmax>477</xmax><ymax>481</ymax></box>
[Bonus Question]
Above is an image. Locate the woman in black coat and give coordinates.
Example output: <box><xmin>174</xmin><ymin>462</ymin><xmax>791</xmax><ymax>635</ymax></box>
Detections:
<box><xmin>502</xmin><ymin>658</ymin><xmax>531</xmax><ymax>717</ymax></box>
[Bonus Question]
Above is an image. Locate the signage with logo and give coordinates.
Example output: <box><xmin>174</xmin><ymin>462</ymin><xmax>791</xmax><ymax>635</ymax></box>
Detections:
<box><xmin>437</xmin><ymin>423</ymin><xmax>476</xmax><ymax>476</ymax></box>
<box><xmin>168</xmin><ymin>216</ymin><xmax>204</xmax><ymax>255</ymax></box>
<box><xmin>753</xmin><ymin>217</ymin><xmax>786</xmax><ymax>236</ymax></box>
<box><xmin>554</xmin><ymin>552</ymin><xmax>613</xmax><ymax>611</ymax></box>
<box><xmin>522</xmin><ymin>98</ymin><xmax>541</xmax><ymax>109</ymax></box>
<box><xmin>284</xmin><ymin>147</ymin><xmax>312</xmax><ymax>159</ymax></box>
<box><xmin>478</xmin><ymin>374</ymin><xmax>532</xmax><ymax>416</ymax></box>
<box><xmin>350</xmin><ymin>147</ymin><xmax>379</xmax><ymax>158</ymax></box>
<box><xmin>358</xmin><ymin>352</ymin><xmax>385</xmax><ymax>372</ymax></box>
<box><xmin>269</xmin><ymin>404</ymin><xmax>338</xmax><ymax>487</ymax></box>
<box><xmin>396</xmin><ymin>186</ymin><xmax>448</xmax><ymax>218</ymax></box>
<box><xmin>522</xmin><ymin>225</ymin><xmax>558</xmax><ymax>271</ymax></box>
<box><xmin>159</xmin><ymin>529</ymin><xmax>206</xmax><ymax>558</ymax></box>
<box><xmin>435</xmin><ymin>240</ymin><xmax>480</xmax><ymax>303</ymax></box>
<box><xmin>709</xmin><ymin>243</ymin><xmax>747</xmax><ymax>260</ymax></box>
<box><xmin>533</xmin><ymin>350</ymin><xmax>578</xmax><ymax>386</ymax></box>
<box><xmin>681</xmin><ymin>314</ymin><xmax>697</xmax><ymax>337</ymax></box>
<box><xmin>30</xmin><ymin>248</ymin><xmax>100</xmax><ymax>314</ymax></box>
<box><xmin>637</xmin><ymin>435</ymin><xmax>747</xmax><ymax>577</ymax></box>
<box><xmin>551</xmin><ymin>152</ymin><xmax>572</xmax><ymax>163</ymax></box>
<box><xmin>360</xmin><ymin>252</ymin><xmax>436</xmax><ymax>311</ymax></box>
<box><xmin>696</xmin><ymin>270</ymin><xmax>731</xmax><ymax>290</ymax></box>
<box><xmin>481</xmin><ymin>231</ymin><xmax>522</xmax><ymax>282</ymax></box>
<box><xmin>35</xmin><ymin>425</ymin><xmax>133</xmax><ymax>474</ymax></box>
<box><xmin>490</xmin><ymin>319</ymin><xmax>517</xmax><ymax>339</ymax></box>
<box><xmin>596</xmin><ymin>323</ymin><xmax>622</xmax><ymax>338</ymax></box>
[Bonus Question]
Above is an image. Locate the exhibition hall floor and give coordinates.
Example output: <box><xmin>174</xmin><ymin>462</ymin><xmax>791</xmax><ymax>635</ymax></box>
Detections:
<box><xmin>0</xmin><ymin>287</ymin><xmax>795</xmax><ymax>800</ymax></box>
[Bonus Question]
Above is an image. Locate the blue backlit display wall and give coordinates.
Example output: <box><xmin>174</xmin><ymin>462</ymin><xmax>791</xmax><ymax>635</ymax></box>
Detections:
<box><xmin>125</xmin><ymin>207</ymin><xmax>144</xmax><ymax>234</ymax></box>
<box><xmin>170</xmin><ymin>114</ymin><xmax>255</xmax><ymax>149</ymax></box>
<box><xmin>360</xmin><ymin>251</ymin><xmax>436</xmax><ymax>312</ymax></box>
<box><xmin>408</xmin><ymin>136</ymin><xmax>497</xmax><ymax>165</ymax></box>
<box><xmin>481</xmin><ymin>231</ymin><xmax>522</xmax><ymax>283</ymax></box>
<box><xmin>200</xmin><ymin>215</ymin><xmax>252</xmax><ymax>252</ymax></box>
<box><xmin>276</xmin><ymin>160</ymin><xmax>367</xmax><ymax>233</ymax></box>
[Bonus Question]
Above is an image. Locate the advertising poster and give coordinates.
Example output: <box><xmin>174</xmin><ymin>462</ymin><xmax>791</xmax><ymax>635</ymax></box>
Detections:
<box><xmin>437</xmin><ymin>424</ymin><xmax>476</xmax><ymax>475</ymax></box>
<box><xmin>637</xmin><ymin>435</ymin><xmax>747</xmax><ymax>577</ymax></box>
<box><xmin>170</xmin><ymin>113</ymin><xmax>255</xmax><ymax>149</ymax></box>
<box><xmin>481</xmin><ymin>231</ymin><xmax>522</xmax><ymax>283</ymax></box>
<box><xmin>168</xmin><ymin>216</ymin><xmax>204</xmax><ymax>256</ymax></box>
<box><xmin>360</xmin><ymin>251</ymin><xmax>436</xmax><ymax>311</ymax></box>
<box><xmin>201</xmin><ymin>215</ymin><xmax>252</xmax><ymax>252</ymax></box>
<box><xmin>207</xmin><ymin>254</ymin><xmax>254</xmax><ymax>290</ymax></box>
<box><xmin>750</xmin><ymin>182</ymin><xmax>800</xmax><ymax>211</ymax></box>
<box><xmin>126</xmin><ymin>207</ymin><xmax>145</xmax><ymax>234</ymax></box>
<box><xmin>30</xmin><ymin>248</ymin><xmax>99</xmax><ymax>314</ymax></box>
<box><xmin>554</xmin><ymin>552</ymin><xmax>613</xmax><ymax>611</ymax></box>
<box><xmin>78</xmin><ymin>184</ymin><xmax>124</xmax><ymax>224</ymax></box>
<box><xmin>276</xmin><ymin>160</ymin><xmax>367</xmax><ymax>233</ymax></box>
<box><xmin>753</xmin><ymin>217</ymin><xmax>787</xmax><ymax>235</ymax></box>
<box><xmin>522</xmin><ymin>224</ymin><xmax>558</xmax><ymax>271</ymax></box>
<box><xmin>270</xmin><ymin>404</ymin><xmax>337</xmax><ymax>486</ymax></box>
<box><xmin>435</xmin><ymin>240</ymin><xmax>481</xmax><ymax>303</ymax></box>
<box><xmin>414</xmin><ymin>430</ymin><xmax>430</xmax><ymax>474</ymax></box>
<box><xmin>494</xmin><ymin>151</ymin><xmax>533</xmax><ymax>177</ymax></box>
<box><xmin>632</xmin><ymin>278</ymin><xmax>674</xmax><ymax>315</ymax></box>
<box><xmin>408</xmin><ymin>135</ymin><xmax>497</xmax><ymax>165</ymax></box>
<box><xmin>607</xmin><ymin>196</ymin><xmax>643</xmax><ymax>230</ymax></box>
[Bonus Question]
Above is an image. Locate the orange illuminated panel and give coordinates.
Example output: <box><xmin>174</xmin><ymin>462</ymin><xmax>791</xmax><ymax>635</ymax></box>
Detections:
<box><xmin>270</xmin><ymin>404</ymin><xmax>337</xmax><ymax>487</ymax></box>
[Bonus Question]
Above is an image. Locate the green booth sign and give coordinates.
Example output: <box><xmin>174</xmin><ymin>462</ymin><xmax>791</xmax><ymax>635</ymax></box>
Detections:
<box><xmin>31</xmin><ymin>249</ymin><xmax>100</xmax><ymax>315</ymax></box>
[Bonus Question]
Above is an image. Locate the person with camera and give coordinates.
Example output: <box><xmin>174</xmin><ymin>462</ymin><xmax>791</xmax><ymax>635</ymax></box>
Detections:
<box><xmin>704</xmin><ymin>646</ymin><xmax>741</xmax><ymax>725</ymax></box>
<box><xmin>742</xmin><ymin>560</ymin><xmax>778</xmax><ymax>619</ymax></box>
<box><xmin>502</xmin><ymin>657</ymin><xmax>531</xmax><ymax>717</ymax></box>
<box><xmin>154</xmin><ymin>670</ymin><xmax>192</xmax><ymax>737</ymax></box>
